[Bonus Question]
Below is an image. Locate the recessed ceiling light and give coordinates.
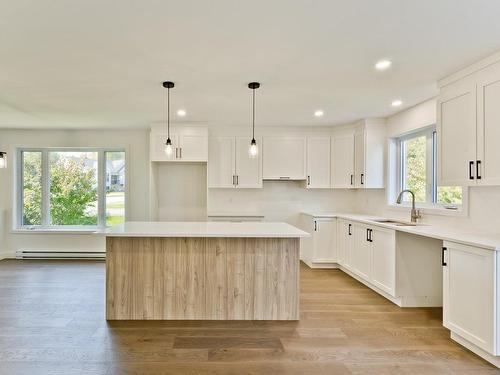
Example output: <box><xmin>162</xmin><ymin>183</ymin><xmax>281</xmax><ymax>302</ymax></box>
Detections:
<box><xmin>375</xmin><ymin>59</ymin><xmax>392</xmax><ymax>71</ymax></box>
<box><xmin>314</xmin><ymin>110</ymin><xmax>324</xmax><ymax>117</ymax></box>
<box><xmin>391</xmin><ymin>100</ymin><xmax>403</xmax><ymax>107</ymax></box>
<box><xmin>177</xmin><ymin>109</ymin><xmax>186</xmax><ymax>117</ymax></box>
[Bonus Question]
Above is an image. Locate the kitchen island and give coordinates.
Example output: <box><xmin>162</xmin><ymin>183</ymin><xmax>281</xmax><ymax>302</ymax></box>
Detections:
<box><xmin>101</xmin><ymin>221</ymin><xmax>308</xmax><ymax>320</ymax></box>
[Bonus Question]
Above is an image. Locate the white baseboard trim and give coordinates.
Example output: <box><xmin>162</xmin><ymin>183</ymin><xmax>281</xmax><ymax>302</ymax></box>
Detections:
<box><xmin>451</xmin><ymin>332</ymin><xmax>500</xmax><ymax>368</ymax></box>
<box><xmin>0</xmin><ymin>251</ymin><xmax>15</xmax><ymax>260</ymax></box>
<box><xmin>300</xmin><ymin>259</ymin><xmax>340</xmax><ymax>269</ymax></box>
<box><xmin>15</xmin><ymin>250</ymin><xmax>105</xmax><ymax>260</ymax></box>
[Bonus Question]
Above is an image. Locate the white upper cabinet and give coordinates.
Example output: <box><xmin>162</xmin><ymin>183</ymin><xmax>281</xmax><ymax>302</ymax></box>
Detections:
<box><xmin>306</xmin><ymin>137</ymin><xmax>331</xmax><ymax>188</ymax></box>
<box><xmin>234</xmin><ymin>137</ymin><xmax>262</xmax><ymax>188</ymax></box>
<box><xmin>263</xmin><ymin>137</ymin><xmax>306</xmax><ymax>180</ymax></box>
<box><xmin>477</xmin><ymin>63</ymin><xmax>500</xmax><ymax>185</ymax></box>
<box><xmin>438</xmin><ymin>55</ymin><xmax>500</xmax><ymax>187</ymax></box>
<box><xmin>437</xmin><ymin>79</ymin><xmax>477</xmax><ymax>186</ymax></box>
<box><xmin>354</xmin><ymin>120</ymin><xmax>385</xmax><ymax>189</ymax></box>
<box><xmin>208</xmin><ymin>136</ymin><xmax>262</xmax><ymax>188</ymax></box>
<box><xmin>331</xmin><ymin>134</ymin><xmax>355</xmax><ymax>188</ymax></box>
<box><xmin>208</xmin><ymin>136</ymin><xmax>235</xmax><ymax>188</ymax></box>
<box><xmin>150</xmin><ymin>127</ymin><xmax>208</xmax><ymax>162</ymax></box>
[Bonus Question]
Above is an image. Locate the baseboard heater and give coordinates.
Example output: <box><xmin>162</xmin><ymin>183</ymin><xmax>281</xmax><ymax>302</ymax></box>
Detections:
<box><xmin>15</xmin><ymin>250</ymin><xmax>106</xmax><ymax>260</ymax></box>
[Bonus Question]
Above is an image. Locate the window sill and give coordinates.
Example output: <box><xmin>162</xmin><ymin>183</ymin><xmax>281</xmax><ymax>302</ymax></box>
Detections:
<box><xmin>386</xmin><ymin>203</ymin><xmax>468</xmax><ymax>218</ymax></box>
<box><xmin>11</xmin><ymin>228</ymin><xmax>99</xmax><ymax>235</ymax></box>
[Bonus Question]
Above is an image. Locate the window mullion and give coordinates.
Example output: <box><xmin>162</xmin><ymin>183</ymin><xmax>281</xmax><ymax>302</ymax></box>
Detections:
<box><xmin>425</xmin><ymin>131</ymin><xmax>433</xmax><ymax>204</ymax></box>
<box><xmin>41</xmin><ymin>150</ymin><xmax>50</xmax><ymax>227</ymax></box>
<box><xmin>98</xmin><ymin>150</ymin><xmax>106</xmax><ymax>228</ymax></box>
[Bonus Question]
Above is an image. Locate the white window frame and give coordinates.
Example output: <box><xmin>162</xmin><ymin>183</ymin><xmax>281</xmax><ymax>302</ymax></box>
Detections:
<box><xmin>388</xmin><ymin>126</ymin><xmax>467</xmax><ymax>216</ymax></box>
<box><xmin>16</xmin><ymin>147</ymin><xmax>126</xmax><ymax>231</ymax></box>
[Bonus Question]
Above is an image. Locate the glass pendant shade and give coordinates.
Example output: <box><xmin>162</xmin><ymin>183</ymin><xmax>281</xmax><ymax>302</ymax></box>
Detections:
<box><xmin>164</xmin><ymin>139</ymin><xmax>173</xmax><ymax>157</ymax></box>
<box><xmin>249</xmin><ymin>139</ymin><xmax>258</xmax><ymax>158</ymax></box>
<box><xmin>0</xmin><ymin>152</ymin><xmax>6</xmax><ymax>169</ymax></box>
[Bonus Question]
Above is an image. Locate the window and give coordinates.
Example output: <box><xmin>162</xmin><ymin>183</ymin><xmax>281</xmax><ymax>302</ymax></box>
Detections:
<box><xmin>18</xmin><ymin>148</ymin><xmax>126</xmax><ymax>229</ymax></box>
<box><xmin>397</xmin><ymin>127</ymin><xmax>462</xmax><ymax>208</ymax></box>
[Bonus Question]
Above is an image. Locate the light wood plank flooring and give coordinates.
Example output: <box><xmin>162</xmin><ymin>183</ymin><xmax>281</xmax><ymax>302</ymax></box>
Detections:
<box><xmin>0</xmin><ymin>259</ymin><xmax>498</xmax><ymax>375</ymax></box>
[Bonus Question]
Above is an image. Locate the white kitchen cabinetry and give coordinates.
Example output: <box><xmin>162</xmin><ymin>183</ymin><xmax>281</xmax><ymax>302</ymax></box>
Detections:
<box><xmin>443</xmin><ymin>241</ymin><xmax>497</xmax><ymax>355</ymax></box>
<box><xmin>208</xmin><ymin>136</ymin><xmax>262</xmax><ymax>188</ymax></box>
<box><xmin>263</xmin><ymin>137</ymin><xmax>306</xmax><ymax>180</ymax></box>
<box><xmin>306</xmin><ymin>137</ymin><xmax>331</xmax><ymax>188</ymax></box>
<box><xmin>352</xmin><ymin>223</ymin><xmax>372</xmax><ymax>281</ymax></box>
<box><xmin>437</xmin><ymin>79</ymin><xmax>477</xmax><ymax>186</ymax></box>
<box><xmin>354</xmin><ymin>121</ymin><xmax>385</xmax><ymax>189</ymax></box>
<box><xmin>331</xmin><ymin>134</ymin><xmax>355</xmax><ymax>188</ymax></box>
<box><xmin>150</xmin><ymin>127</ymin><xmax>208</xmax><ymax>162</ymax></box>
<box><xmin>336</xmin><ymin>219</ymin><xmax>354</xmax><ymax>270</ymax></box>
<box><xmin>370</xmin><ymin>226</ymin><xmax>396</xmax><ymax>295</ymax></box>
<box><xmin>299</xmin><ymin>214</ymin><xmax>337</xmax><ymax>268</ymax></box>
<box><xmin>438</xmin><ymin>56</ymin><xmax>500</xmax><ymax>186</ymax></box>
<box><xmin>331</xmin><ymin>120</ymin><xmax>385</xmax><ymax>189</ymax></box>
<box><xmin>476</xmin><ymin>63</ymin><xmax>500</xmax><ymax>185</ymax></box>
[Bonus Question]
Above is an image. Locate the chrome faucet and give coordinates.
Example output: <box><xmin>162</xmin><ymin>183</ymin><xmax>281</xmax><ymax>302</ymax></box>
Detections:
<box><xmin>396</xmin><ymin>189</ymin><xmax>422</xmax><ymax>223</ymax></box>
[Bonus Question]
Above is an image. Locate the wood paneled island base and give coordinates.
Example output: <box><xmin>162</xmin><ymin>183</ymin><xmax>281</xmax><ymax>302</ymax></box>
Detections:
<box><xmin>106</xmin><ymin>237</ymin><xmax>300</xmax><ymax>320</ymax></box>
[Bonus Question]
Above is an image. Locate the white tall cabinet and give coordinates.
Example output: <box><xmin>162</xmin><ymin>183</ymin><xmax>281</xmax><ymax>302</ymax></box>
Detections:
<box><xmin>208</xmin><ymin>136</ymin><xmax>262</xmax><ymax>188</ymax></box>
<box><xmin>438</xmin><ymin>55</ymin><xmax>500</xmax><ymax>186</ymax></box>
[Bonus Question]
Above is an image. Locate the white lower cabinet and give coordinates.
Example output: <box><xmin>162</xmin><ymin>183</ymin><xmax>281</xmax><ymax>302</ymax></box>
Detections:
<box><xmin>352</xmin><ymin>223</ymin><xmax>372</xmax><ymax>281</ymax></box>
<box><xmin>299</xmin><ymin>215</ymin><xmax>337</xmax><ymax>268</ymax></box>
<box><xmin>443</xmin><ymin>241</ymin><xmax>497</xmax><ymax>355</ymax></box>
<box><xmin>337</xmin><ymin>220</ymin><xmax>396</xmax><ymax>298</ymax></box>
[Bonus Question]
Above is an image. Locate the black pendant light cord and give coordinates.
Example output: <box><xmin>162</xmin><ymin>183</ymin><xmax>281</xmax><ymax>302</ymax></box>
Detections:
<box><xmin>252</xmin><ymin>88</ymin><xmax>256</xmax><ymax>141</ymax></box>
<box><xmin>167</xmin><ymin>86</ymin><xmax>170</xmax><ymax>139</ymax></box>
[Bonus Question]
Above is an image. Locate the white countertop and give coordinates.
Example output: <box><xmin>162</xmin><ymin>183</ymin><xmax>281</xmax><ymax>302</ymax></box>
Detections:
<box><xmin>98</xmin><ymin>221</ymin><xmax>309</xmax><ymax>238</ymax></box>
<box><xmin>301</xmin><ymin>212</ymin><xmax>500</xmax><ymax>251</ymax></box>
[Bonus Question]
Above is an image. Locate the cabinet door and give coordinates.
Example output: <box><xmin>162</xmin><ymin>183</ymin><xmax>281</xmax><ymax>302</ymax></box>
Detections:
<box><xmin>337</xmin><ymin>220</ymin><xmax>353</xmax><ymax>268</ymax></box>
<box><xmin>179</xmin><ymin>133</ymin><xmax>208</xmax><ymax>161</ymax></box>
<box><xmin>208</xmin><ymin>137</ymin><xmax>235</xmax><ymax>188</ymax></box>
<box><xmin>443</xmin><ymin>242</ymin><xmax>495</xmax><ymax>354</ymax></box>
<box><xmin>150</xmin><ymin>133</ymin><xmax>179</xmax><ymax>161</ymax></box>
<box><xmin>437</xmin><ymin>80</ymin><xmax>477</xmax><ymax>186</ymax></box>
<box><xmin>262</xmin><ymin>137</ymin><xmax>306</xmax><ymax>180</ymax></box>
<box><xmin>370</xmin><ymin>227</ymin><xmax>395</xmax><ymax>296</ymax></box>
<box><xmin>331</xmin><ymin>134</ymin><xmax>355</xmax><ymax>188</ymax></box>
<box><xmin>312</xmin><ymin>219</ymin><xmax>337</xmax><ymax>262</ymax></box>
<box><xmin>235</xmin><ymin>137</ymin><xmax>262</xmax><ymax>188</ymax></box>
<box><xmin>477</xmin><ymin>63</ymin><xmax>500</xmax><ymax>185</ymax></box>
<box><xmin>306</xmin><ymin>137</ymin><xmax>331</xmax><ymax>188</ymax></box>
<box><xmin>354</xmin><ymin>128</ymin><xmax>365</xmax><ymax>188</ymax></box>
<box><xmin>352</xmin><ymin>224</ymin><xmax>371</xmax><ymax>281</ymax></box>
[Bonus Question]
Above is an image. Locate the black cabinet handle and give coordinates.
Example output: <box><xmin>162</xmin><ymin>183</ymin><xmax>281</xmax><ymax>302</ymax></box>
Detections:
<box><xmin>307</xmin><ymin>175</ymin><xmax>310</xmax><ymax>186</ymax></box>
<box><xmin>366</xmin><ymin>228</ymin><xmax>370</xmax><ymax>242</ymax></box>
<box><xmin>179</xmin><ymin>147</ymin><xmax>182</xmax><ymax>159</ymax></box>
<box><xmin>350</xmin><ymin>174</ymin><xmax>354</xmax><ymax>185</ymax></box>
<box><xmin>236</xmin><ymin>175</ymin><xmax>239</xmax><ymax>185</ymax></box>
<box><xmin>348</xmin><ymin>223</ymin><xmax>352</xmax><ymax>236</ymax></box>
<box><xmin>369</xmin><ymin>229</ymin><xmax>373</xmax><ymax>242</ymax></box>
<box><xmin>442</xmin><ymin>247</ymin><xmax>447</xmax><ymax>266</ymax></box>
<box><xmin>361</xmin><ymin>173</ymin><xmax>364</xmax><ymax>185</ymax></box>
<box><xmin>469</xmin><ymin>161</ymin><xmax>474</xmax><ymax>180</ymax></box>
<box><xmin>477</xmin><ymin>160</ymin><xmax>482</xmax><ymax>180</ymax></box>
<box><xmin>314</xmin><ymin>221</ymin><xmax>317</xmax><ymax>231</ymax></box>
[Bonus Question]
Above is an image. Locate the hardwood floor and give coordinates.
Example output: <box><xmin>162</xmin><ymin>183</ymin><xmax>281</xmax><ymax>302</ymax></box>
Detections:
<box><xmin>0</xmin><ymin>260</ymin><xmax>498</xmax><ymax>375</ymax></box>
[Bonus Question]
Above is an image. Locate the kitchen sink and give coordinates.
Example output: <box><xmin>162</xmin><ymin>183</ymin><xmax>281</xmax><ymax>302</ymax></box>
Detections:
<box><xmin>371</xmin><ymin>219</ymin><xmax>419</xmax><ymax>226</ymax></box>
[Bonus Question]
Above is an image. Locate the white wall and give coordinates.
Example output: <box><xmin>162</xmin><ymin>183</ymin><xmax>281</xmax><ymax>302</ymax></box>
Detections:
<box><xmin>0</xmin><ymin>129</ymin><xmax>149</xmax><ymax>258</ymax></box>
<box><xmin>353</xmin><ymin>99</ymin><xmax>500</xmax><ymax>233</ymax></box>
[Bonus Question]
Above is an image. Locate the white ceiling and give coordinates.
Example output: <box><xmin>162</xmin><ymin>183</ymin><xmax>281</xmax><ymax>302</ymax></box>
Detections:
<box><xmin>1</xmin><ymin>0</ymin><xmax>500</xmax><ymax>129</ymax></box>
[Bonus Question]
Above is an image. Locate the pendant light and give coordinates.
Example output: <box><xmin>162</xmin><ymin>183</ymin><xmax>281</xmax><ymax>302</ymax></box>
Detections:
<box><xmin>0</xmin><ymin>152</ymin><xmax>6</xmax><ymax>169</ymax></box>
<box><xmin>248</xmin><ymin>82</ymin><xmax>260</xmax><ymax>158</ymax></box>
<box><xmin>163</xmin><ymin>81</ymin><xmax>175</xmax><ymax>157</ymax></box>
